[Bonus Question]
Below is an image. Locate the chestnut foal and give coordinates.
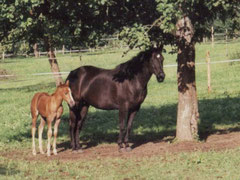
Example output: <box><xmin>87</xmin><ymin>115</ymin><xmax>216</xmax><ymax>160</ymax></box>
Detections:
<box><xmin>31</xmin><ymin>80</ymin><xmax>75</xmax><ymax>156</ymax></box>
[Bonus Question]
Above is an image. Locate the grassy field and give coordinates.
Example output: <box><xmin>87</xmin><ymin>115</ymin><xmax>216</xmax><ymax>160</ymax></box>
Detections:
<box><xmin>1</xmin><ymin>41</ymin><xmax>240</xmax><ymax>179</ymax></box>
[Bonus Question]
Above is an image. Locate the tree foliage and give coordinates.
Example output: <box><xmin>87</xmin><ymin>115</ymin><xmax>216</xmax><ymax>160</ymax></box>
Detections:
<box><xmin>1</xmin><ymin>0</ymin><xmax>239</xmax><ymax>53</ymax></box>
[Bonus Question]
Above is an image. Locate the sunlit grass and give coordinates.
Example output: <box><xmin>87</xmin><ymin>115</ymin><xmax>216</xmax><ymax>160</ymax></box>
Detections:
<box><xmin>1</xmin><ymin>41</ymin><xmax>240</xmax><ymax>179</ymax></box>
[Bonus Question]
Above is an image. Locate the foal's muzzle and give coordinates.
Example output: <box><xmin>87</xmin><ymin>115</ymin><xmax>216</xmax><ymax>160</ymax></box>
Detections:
<box><xmin>69</xmin><ymin>100</ymin><xmax>76</xmax><ymax>108</ymax></box>
<box><xmin>156</xmin><ymin>73</ymin><xmax>165</xmax><ymax>82</ymax></box>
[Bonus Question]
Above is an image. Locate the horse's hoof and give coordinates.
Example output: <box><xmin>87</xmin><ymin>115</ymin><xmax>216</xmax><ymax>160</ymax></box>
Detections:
<box><xmin>125</xmin><ymin>147</ymin><xmax>132</xmax><ymax>152</ymax></box>
<box><xmin>72</xmin><ymin>149</ymin><xmax>84</xmax><ymax>153</ymax></box>
<box><xmin>77</xmin><ymin>149</ymin><xmax>84</xmax><ymax>153</ymax></box>
<box><xmin>53</xmin><ymin>151</ymin><xmax>58</xmax><ymax>156</ymax></box>
<box><xmin>118</xmin><ymin>148</ymin><xmax>125</xmax><ymax>153</ymax></box>
<box><xmin>32</xmin><ymin>152</ymin><xmax>37</xmax><ymax>156</ymax></box>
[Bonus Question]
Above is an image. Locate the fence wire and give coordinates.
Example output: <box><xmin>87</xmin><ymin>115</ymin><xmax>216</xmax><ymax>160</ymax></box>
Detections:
<box><xmin>1</xmin><ymin>57</ymin><xmax>240</xmax><ymax>86</ymax></box>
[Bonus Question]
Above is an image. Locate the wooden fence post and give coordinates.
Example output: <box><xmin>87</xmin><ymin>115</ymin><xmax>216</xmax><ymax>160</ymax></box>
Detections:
<box><xmin>33</xmin><ymin>43</ymin><xmax>39</xmax><ymax>58</ymax></box>
<box><xmin>206</xmin><ymin>51</ymin><xmax>211</xmax><ymax>93</ymax></box>
<box><xmin>225</xmin><ymin>29</ymin><xmax>228</xmax><ymax>57</ymax></box>
<box><xmin>211</xmin><ymin>26</ymin><xmax>214</xmax><ymax>47</ymax></box>
<box><xmin>55</xmin><ymin>48</ymin><xmax>57</xmax><ymax>56</ymax></box>
<box><xmin>2</xmin><ymin>51</ymin><xmax>5</xmax><ymax>60</ymax></box>
<box><xmin>62</xmin><ymin>45</ymin><xmax>65</xmax><ymax>55</ymax></box>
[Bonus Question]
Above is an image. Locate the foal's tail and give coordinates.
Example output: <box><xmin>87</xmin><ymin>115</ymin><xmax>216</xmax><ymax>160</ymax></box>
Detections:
<box><xmin>30</xmin><ymin>93</ymin><xmax>41</xmax><ymax>125</ymax></box>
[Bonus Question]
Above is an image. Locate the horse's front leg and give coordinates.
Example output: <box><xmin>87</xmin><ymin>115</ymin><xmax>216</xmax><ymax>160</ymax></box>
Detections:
<box><xmin>69</xmin><ymin>108</ymin><xmax>78</xmax><ymax>150</ymax></box>
<box><xmin>118</xmin><ymin>107</ymin><xmax>128</xmax><ymax>152</ymax></box>
<box><xmin>124</xmin><ymin>110</ymin><xmax>138</xmax><ymax>152</ymax></box>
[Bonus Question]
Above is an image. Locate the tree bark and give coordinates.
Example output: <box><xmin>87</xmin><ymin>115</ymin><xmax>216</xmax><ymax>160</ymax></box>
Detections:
<box><xmin>175</xmin><ymin>17</ymin><xmax>199</xmax><ymax>141</ymax></box>
<box><xmin>48</xmin><ymin>49</ymin><xmax>63</xmax><ymax>86</ymax></box>
<box><xmin>44</xmin><ymin>36</ymin><xmax>63</xmax><ymax>86</ymax></box>
<box><xmin>33</xmin><ymin>43</ymin><xmax>39</xmax><ymax>58</ymax></box>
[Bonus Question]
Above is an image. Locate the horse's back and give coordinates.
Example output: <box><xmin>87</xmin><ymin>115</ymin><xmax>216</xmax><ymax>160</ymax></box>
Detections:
<box><xmin>31</xmin><ymin>92</ymin><xmax>49</xmax><ymax>117</ymax></box>
<box><xmin>67</xmin><ymin>66</ymin><xmax>120</xmax><ymax>109</ymax></box>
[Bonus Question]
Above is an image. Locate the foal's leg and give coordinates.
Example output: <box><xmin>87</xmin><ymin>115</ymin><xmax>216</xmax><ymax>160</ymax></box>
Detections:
<box><xmin>75</xmin><ymin>105</ymin><xmax>89</xmax><ymax>152</ymax></box>
<box><xmin>124</xmin><ymin>110</ymin><xmax>138</xmax><ymax>151</ymax></box>
<box><xmin>31</xmin><ymin>114</ymin><xmax>38</xmax><ymax>156</ymax></box>
<box><xmin>52</xmin><ymin>107</ymin><xmax>63</xmax><ymax>155</ymax></box>
<box><xmin>38</xmin><ymin>117</ymin><xmax>45</xmax><ymax>154</ymax></box>
<box><xmin>46</xmin><ymin>117</ymin><xmax>53</xmax><ymax>156</ymax></box>
<box><xmin>53</xmin><ymin>118</ymin><xmax>61</xmax><ymax>155</ymax></box>
<box><xmin>118</xmin><ymin>107</ymin><xmax>128</xmax><ymax>152</ymax></box>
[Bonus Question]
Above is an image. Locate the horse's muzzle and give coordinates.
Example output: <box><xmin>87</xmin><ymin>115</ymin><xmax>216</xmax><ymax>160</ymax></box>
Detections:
<box><xmin>157</xmin><ymin>73</ymin><xmax>165</xmax><ymax>82</ymax></box>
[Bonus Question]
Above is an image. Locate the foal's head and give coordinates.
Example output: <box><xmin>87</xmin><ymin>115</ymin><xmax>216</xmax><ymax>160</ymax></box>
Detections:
<box><xmin>56</xmin><ymin>80</ymin><xmax>75</xmax><ymax>108</ymax></box>
<box><xmin>149</xmin><ymin>46</ymin><xmax>165</xmax><ymax>82</ymax></box>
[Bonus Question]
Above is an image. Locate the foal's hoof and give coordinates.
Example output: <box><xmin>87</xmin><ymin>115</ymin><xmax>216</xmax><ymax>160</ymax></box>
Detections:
<box><xmin>118</xmin><ymin>148</ymin><xmax>125</xmax><ymax>153</ymax></box>
<box><xmin>125</xmin><ymin>147</ymin><xmax>132</xmax><ymax>152</ymax></box>
<box><xmin>40</xmin><ymin>151</ymin><xmax>45</xmax><ymax>155</ymax></box>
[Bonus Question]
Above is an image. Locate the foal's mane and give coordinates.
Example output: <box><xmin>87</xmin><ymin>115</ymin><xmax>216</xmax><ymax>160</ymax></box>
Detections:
<box><xmin>113</xmin><ymin>49</ymin><xmax>154</xmax><ymax>82</ymax></box>
<box><xmin>52</xmin><ymin>84</ymin><xmax>67</xmax><ymax>96</ymax></box>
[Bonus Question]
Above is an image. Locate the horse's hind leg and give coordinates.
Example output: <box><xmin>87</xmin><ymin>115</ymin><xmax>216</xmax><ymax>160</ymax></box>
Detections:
<box><xmin>38</xmin><ymin>117</ymin><xmax>45</xmax><ymax>154</ymax></box>
<box><xmin>53</xmin><ymin>118</ymin><xmax>61</xmax><ymax>155</ymax></box>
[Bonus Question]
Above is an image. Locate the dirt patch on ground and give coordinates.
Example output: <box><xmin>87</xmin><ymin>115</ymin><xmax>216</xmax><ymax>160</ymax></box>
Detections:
<box><xmin>2</xmin><ymin>131</ymin><xmax>240</xmax><ymax>162</ymax></box>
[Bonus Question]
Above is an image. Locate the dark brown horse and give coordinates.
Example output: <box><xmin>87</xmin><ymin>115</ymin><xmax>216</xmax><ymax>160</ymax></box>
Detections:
<box><xmin>31</xmin><ymin>80</ymin><xmax>75</xmax><ymax>156</ymax></box>
<box><xmin>66</xmin><ymin>47</ymin><xmax>165</xmax><ymax>152</ymax></box>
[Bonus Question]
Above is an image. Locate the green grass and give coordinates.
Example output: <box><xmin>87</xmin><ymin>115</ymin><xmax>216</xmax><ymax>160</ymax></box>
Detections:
<box><xmin>1</xmin><ymin>42</ymin><xmax>240</xmax><ymax>179</ymax></box>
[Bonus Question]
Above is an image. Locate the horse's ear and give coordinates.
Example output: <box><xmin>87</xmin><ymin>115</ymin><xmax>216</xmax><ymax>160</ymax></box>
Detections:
<box><xmin>158</xmin><ymin>44</ymin><xmax>164</xmax><ymax>52</ymax></box>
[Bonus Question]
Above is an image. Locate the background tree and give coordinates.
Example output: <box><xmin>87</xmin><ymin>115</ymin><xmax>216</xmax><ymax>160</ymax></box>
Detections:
<box><xmin>1</xmin><ymin>0</ymin><xmax>239</xmax><ymax>140</ymax></box>
<box><xmin>114</xmin><ymin>0</ymin><xmax>239</xmax><ymax>140</ymax></box>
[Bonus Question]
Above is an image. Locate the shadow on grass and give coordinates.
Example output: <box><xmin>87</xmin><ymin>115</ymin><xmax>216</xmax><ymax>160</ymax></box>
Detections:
<box><xmin>56</xmin><ymin>96</ymin><xmax>240</xmax><ymax>150</ymax></box>
<box><xmin>6</xmin><ymin>96</ymin><xmax>240</xmax><ymax>150</ymax></box>
<box><xmin>0</xmin><ymin>165</ymin><xmax>20</xmax><ymax>176</ymax></box>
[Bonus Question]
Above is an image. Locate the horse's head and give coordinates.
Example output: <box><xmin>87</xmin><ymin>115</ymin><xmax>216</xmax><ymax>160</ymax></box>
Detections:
<box><xmin>149</xmin><ymin>45</ymin><xmax>165</xmax><ymax>82</ymax></box>
<box><xmin>57</xmin><ymin>80</ymin><xmax>75</xmax><ymax>108</ymax></box>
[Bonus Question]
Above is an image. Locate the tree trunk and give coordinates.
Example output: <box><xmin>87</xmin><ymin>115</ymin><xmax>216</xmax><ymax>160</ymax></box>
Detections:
<box><xmin>48</xmin><ymin>49</ymin><xmax>63</xmax><ymax>86</ymax></box>
<box><xmin>44</xmin><ymin>36</ymin><xmax>63</xmax><ymax>87</ymax></box>
<box><xmin>175</xmin><ymin>17</ymin><xmax>199</xmax><ymax>141</ymax></box>
<box><xmin>33</xmin><ymin>43</ymin><xmax>39</xmax><ymax>58</ymax></box>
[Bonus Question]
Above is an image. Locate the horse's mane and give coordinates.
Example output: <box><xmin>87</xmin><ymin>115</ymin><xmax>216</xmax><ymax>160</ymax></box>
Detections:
<box><xmin>113</xmin><ymin>49</ymin><xmax>153</xmax><ymax>82</ymax></box>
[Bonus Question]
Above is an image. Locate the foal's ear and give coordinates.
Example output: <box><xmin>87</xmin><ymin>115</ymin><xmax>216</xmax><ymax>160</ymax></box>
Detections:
<box><xmin>65</xmin><ymin>80</ymin><xmax>69</xmax><ymax>86</ymax></box>
<box><xmin>57</xmin><ymin>82</ymin><xmax>63</xmax><ymax>87</ymax></box>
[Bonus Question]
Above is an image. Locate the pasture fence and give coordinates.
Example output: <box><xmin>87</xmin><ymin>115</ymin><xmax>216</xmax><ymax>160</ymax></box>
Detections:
<box><xmin>1</xmin><ymin>32</ymin><xmax>239</xmax><ymax>60</ymax></box>
<box><xmin>1</xmin><ymin>56</ymin><xmax>240</xmax><ymax>89</ymax></box>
